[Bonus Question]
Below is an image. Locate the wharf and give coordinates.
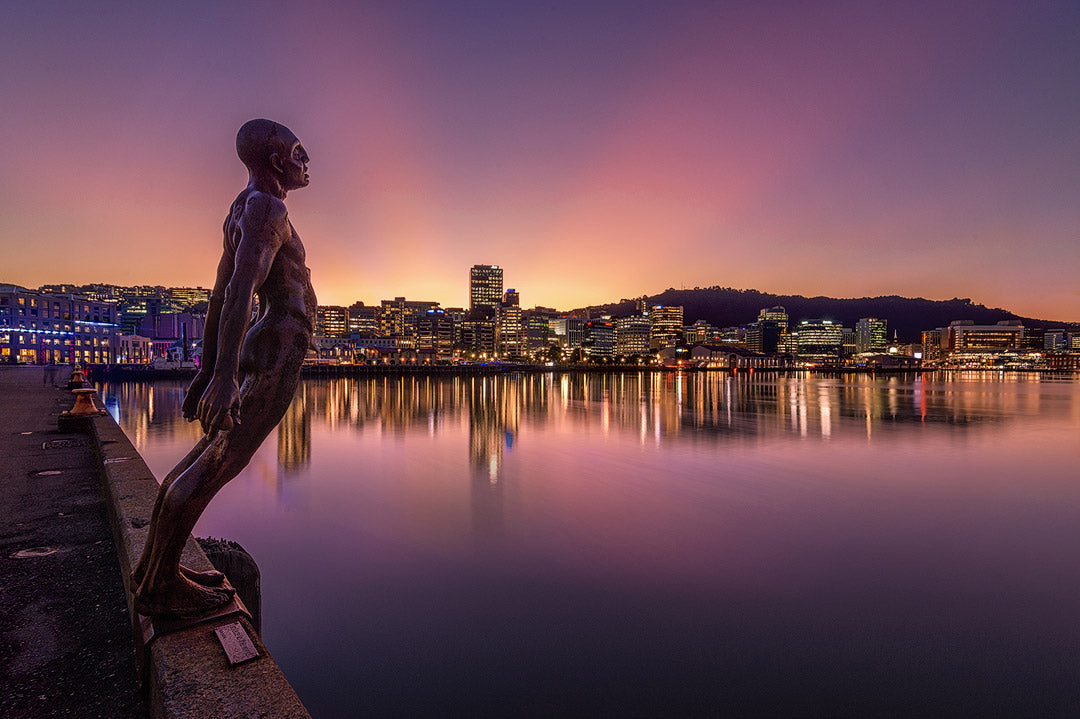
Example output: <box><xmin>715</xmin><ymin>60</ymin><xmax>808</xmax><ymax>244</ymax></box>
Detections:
<box><xmin>0</xmin><ymin>365</ymin><xmax>310</xmax><ymax>718</ymax></box>
<box><xmin>0</xmin><ymin>365</ymin><xmax>147</xmax><ymax>717</ymax></box>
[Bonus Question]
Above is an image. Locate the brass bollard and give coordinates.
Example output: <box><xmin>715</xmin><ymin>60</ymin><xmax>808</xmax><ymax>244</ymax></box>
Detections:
<box><xmin>67</xmin><ymin>365</ymin><xmax>88</xmax><ymax>390</ymax></box>
<box><xmin>63</xmin><ymin>387</ymin><xmax>107</xmax><ymax>417</ymax></box>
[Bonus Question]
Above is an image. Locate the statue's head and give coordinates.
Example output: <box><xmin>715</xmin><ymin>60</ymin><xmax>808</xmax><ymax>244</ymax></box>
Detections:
<box><xmin>236</xmin><ymin>119</ymin><xmax>309</xmax><ymax>192</ymax></box>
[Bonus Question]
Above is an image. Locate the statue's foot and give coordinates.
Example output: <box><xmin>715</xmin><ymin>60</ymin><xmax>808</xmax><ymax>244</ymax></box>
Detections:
<box><xmin>131</xmin><ymin>563</ymin><xmax>225</xmax><ymax>592</ymax></box>
<box><xmin>180</xmin><ymin>564</ymin><xmax>226</xmax><ymax>586</ymax></box>
<box><xmin>134</xmin><ymin>575</ymin><xmax>235</xmax><ymax>617</ymax></box>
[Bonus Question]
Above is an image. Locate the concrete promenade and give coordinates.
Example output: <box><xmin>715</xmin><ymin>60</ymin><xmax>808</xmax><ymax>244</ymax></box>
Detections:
<box><xmin>0</xmin><ymin>365</ymin><xmax>147</xmax><ymax>717</ymax></box>
<box><xmin>1</xmin><ymin>365</ymin><xmax>311</xmax><ymax>718</ymax></box>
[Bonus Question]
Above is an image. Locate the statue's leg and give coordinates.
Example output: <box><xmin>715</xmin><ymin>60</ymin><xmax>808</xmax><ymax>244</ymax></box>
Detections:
<box><xmin>134</xmin><ymin>366</ymin><xmax>296</xmax><ymax>616</ymax></box>
<box><xmin>131</xmin><ymin>435</ymin><xmax>225</xmax><ymax>590</ymax></box>
<box><xmin>133</xmin><ymin>437</ymin><xmax>242</xmax><ymax>615</ymax></box>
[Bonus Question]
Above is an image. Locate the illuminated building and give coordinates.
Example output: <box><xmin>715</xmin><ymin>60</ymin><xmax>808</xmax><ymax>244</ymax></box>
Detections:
<box><xmin>316</xmin><ymin>305</ymin><xmax>350</xmax><ymax>338</ymax></box>
<box><xmin>136</xmin><ymin>312</ymin><xmax>204</xmax><ymax>359</ymax></box>
<box><xmin>461</xmin><ymin>315</ymin><xmax>496</xmax><ymax>357</ymax></box>
<box><xmin>683</xmin><ymin>319</ymin><xmax>721</xmax><ymax>345</ymax></box>
<box><xmin>497</xmin><ymin>289</ymin><xmax>524</xmax><ymax>358</ymax></box>
<box><xmin>855</xmin><ymin>317</ymin><xmax>887</xmax><ymax>354</ymax></box>
<box><xmin>1</xmin><ymin>284</ymin><xmax>119</xmax><ymax>364</ymax></box>
<box><xmin>549</xmin><ymin>317</ymin><xmax>585</xmax><ymax>349</ymax></box>
<box><xmin>115</xmin><ymin>335</ymin><xmax>153</xmax><ymax>363</ymax></box>
<box><xmin>921</xmin><ymin>329</ymin><xmax>944</xmax><ymax>361</ymax></box>
<box><xmin>758</xmin><ymin>306</ymin><xmax>789</xmax><ymax>331</ymax></box>
<box><xmin>746</xmin><ymin>306</ymin><xmax>789</xmax><ymax>353</ymax></box>
<box><xmin>469</xmin><ymin>264</ymin><xmax>503</xmax><ymax>314</ymax></box>
<box><xmin>795</xmin><ymin>319</ymin><xmax>843</xmax><ymax>362</ymax></box>
<box><xmin>614</xmin><ymin>314</ymin><xmax>651</xmax><ymax>355</ymax></box>
<box><xmin>379</xmin><ymin>297</ymin><xmax>440</xmax><ymax>346</ymax></box>
<box><xmin>947</xmin><ymin>320</ymin><xmax>1023</xmax><ymax>353</ymax></box>
<box><xmin>463</xmin><ymin>265</ymin><xmax>502</xmax><ymax>357</ymax></box>
<box><xmin>522</xmin><ymin>309</ymin><xmax>556</xmax><ymax>355</ymax></box>
<box><xmin>167</xmin><ymin>286</ymin><xmax>212</xmax><ymax>309</ymax></box>
<box><xmin>582</xmin><ymin>319</ymin><xmax>615</xmax><ymax>358</ymax></box>
<box><xmin>415</xmin><ymin>308</ymin><xmax>455</xmax><ymax>360</ymax></box>
<box><xmin>649</xmin><ymin>305</ymin><xmax>683</xmax><ymax>349</ymax></box>
<box><xmin>347</xmin><ymin>302</ymin><xmax>380</xmax><ymax>337</ymax></box>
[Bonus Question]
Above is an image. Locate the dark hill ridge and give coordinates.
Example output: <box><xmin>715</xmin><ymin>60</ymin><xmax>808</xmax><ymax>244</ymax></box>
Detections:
<box><xmin>574</xmin><ymin>287</ymin><xmax>1075</xmax><ymax>343</ymax></box>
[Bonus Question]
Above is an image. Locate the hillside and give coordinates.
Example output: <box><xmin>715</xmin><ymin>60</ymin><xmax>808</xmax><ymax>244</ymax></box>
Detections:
<box><xmin>575</xmin><ymin>287</ymin><xmax>1074</xmax><ymax>342</ymax></box>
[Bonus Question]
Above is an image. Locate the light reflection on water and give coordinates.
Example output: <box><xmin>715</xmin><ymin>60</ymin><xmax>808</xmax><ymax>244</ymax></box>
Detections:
<box><xmin>98</xmin><ymin>372</ymin><xmax>1080</xmax><ymax>716</ymax></box>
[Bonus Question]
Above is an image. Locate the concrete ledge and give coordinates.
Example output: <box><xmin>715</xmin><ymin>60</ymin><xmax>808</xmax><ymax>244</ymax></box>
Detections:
<box><xmin>86</xmin><ymin>413</ymin><xmax>311</xmax><ymax>719</ymax></box>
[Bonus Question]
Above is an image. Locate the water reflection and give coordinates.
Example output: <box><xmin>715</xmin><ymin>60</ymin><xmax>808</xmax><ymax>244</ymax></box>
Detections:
<box><xmin>100</xmin><ymin>371</ymin><xmax>1072</xmax><ymax>487</ymax></box>
<box><xmin>96</xmin><ymin>371</ymin><xmax>1080</xmax><ymax>717</ymax></box>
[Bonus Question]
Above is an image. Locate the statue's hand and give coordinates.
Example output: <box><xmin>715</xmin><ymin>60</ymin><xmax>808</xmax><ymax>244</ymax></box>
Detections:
<box><xmin>197</xmin><ymin>377</ymin><xmax>241</xmax><ymax>437</ymax></box>
<box><xmin>182</xmin><ymin>371</ymin><xmax>212</xmax><ymax>422</ymax></box>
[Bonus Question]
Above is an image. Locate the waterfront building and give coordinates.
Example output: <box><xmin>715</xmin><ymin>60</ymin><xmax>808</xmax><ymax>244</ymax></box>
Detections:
<box><xmin>842</xmin><ymin>328</ymin><xmax>857</xmax><ymax>358</ymax></box>
<box><xmin>312</xmin><ymin>336</ymin><xmax>354</xmax><ymax>363</ymax></box>
<box><xmin>461</xmin><ymin>313</ymin><xmax>496</xmax><ymax>357</ymax></box>
<box><xmin>746</xmin><ymin>321</ymin><xmax>782</xmax><ymax>353</ymax></box>
<box><xmin>678</xmin><ymin>344</ymin><xmax>789</xmax><ymax>369</ymax></box>
<box><xmin>795</xmin><ymin>319</ymin><xmax>844</xmax><ymax>362</ymax></box>
<box><xmin>582</xmin><ymin>319</ymin><xmax>615</xmax><ymax>358</ymax></box>
<box><xmin>316</xmin><ymin>305</ymin><xmax>350</xmax><ymax>338</ymax></box>
<box><xmin>497</xmin><ymin>290</ymin><xmax>524</xmax><ymax>358</ymax></box>
<box><xmin>135</xmin><ymin>312</ymin><xmax>204</xmax><ymax>360</ymax></box>
<box><xmin>1045</xmin><ymin>352</ymin><xmax>1080</xmax><ymax>370</ymax></box>
<box><xmin>522</xmin><ymin>310</ymin><xmax>555</xmax><ymax>356</ymax></box>
<box><xmin>353</xmin><ymin>337</ymin><xmax>407</xmax><ymax>362</ymax></box>
<box><xmin>921</xmin><ymin>329</ymin><xmax>944</xmax><ymax>361</ymax></box>
<box><xmin>649</xmin><ymin>305</ymin><xmax>684</xmax><ymax>350</ymax></box>
<box><xmin>614</xmin><ymin>314</ymin><xmax>651</xmax><ymax>356</ymax></box>
<box><xmin>116</xmin><ymin>334</ymin><xmax>154</xmax><ymax>364</ymax></box>
<box><xmin>1044</xmin><ymin>331</ymin><xmax>1067</xmax><ymax>351</ymax></box>
<box><xmin>347</xmin><ymin>302</ymin><xmax>380</xmax><ymax>337</ymax></box>
<box><xmin>379</xmin><ymin>297</ymin><xmax>440</xmax><ymax>346</ymax></box>
<box><xmin>549</xmin><ymin>317</ymin><xmax>585</xmax><ymax>350</ymax></box>
<box><xmin>855</xmin><ymin>318</ymin><xmax>887</xmax><ymax>354</ymax></box>
<box><xmin>1020</xmin><ymin>327</ymin><xmax>1046</xmax><ymax>351</ymax></box>
<box><xmin>1</xmin><ymin>284</ymin><xmax>120</xmax><ymax>364</ymax></box>
<box><xmin>851</xmin><ymin>353</ymin><xmax>921</xmax><ymax>369</ymax></box>
<box><xmin>746</xmin><ymin>306</ymin><xmax>789</xmax><ymax>354</ymax></box>
<box><xmin>947</xmin><ymin>320</ymin><xmax>1023</xmax><ymax>354</ymax></box>
<box><xmin>415</xmin><ymin>308</ymin><xmax>455</xmax><ymax>361</ymax></box>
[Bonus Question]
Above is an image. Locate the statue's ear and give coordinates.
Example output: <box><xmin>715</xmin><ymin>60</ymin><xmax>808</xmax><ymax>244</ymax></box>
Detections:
<box><xmin>269</xmin><ymin>152</ymin><xmax>284</xmax><ymax>174</ymax></box>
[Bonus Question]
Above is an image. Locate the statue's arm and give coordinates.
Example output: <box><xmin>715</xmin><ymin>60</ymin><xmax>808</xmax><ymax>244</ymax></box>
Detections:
<box><xmin>182</xmin><ymin>252</ymin><xmax>233</xmax><ymax>421</ymax></box>
<box><xmin>196</xmin><ymin>192</ymin><xmax>289</xmax><ymax>433</ymax></box>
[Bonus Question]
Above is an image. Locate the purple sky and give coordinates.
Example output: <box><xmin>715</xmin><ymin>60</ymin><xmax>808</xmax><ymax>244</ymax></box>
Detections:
<box><xmin>2</xmin><ymin>1</ymin><xmax>1078</xmax><ymax>320</ymax></box>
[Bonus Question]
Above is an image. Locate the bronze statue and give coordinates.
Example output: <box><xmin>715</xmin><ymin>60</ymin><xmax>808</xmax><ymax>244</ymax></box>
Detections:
<box><xmin>132</xmin><ymin>119</ymin><xmax>317</xmax><ymax>616</ymax></box>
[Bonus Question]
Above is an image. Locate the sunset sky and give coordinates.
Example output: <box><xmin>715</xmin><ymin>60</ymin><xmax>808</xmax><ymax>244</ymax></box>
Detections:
<box><xmin>2</xmin><ymin>1</ymin><xmax>1078</xmax><ymax>320</ymax></box>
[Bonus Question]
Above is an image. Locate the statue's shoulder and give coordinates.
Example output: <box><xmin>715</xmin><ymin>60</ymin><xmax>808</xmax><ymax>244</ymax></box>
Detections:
<box><xmin>241</xmin><ymin>190</ymin><xmax>288</xmax><ymax>224</ymax></box>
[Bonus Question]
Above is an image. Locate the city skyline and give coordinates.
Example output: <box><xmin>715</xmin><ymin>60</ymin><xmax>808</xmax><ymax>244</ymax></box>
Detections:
<box><xmin>2</xmin><ymin>2</ymin><xmax>1078</xmax><ymax>321</ymax></box>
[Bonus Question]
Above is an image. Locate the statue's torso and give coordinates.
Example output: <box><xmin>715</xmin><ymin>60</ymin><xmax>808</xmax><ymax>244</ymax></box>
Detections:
<box><xmin>225</xmin><ymin>190</ymin><xmax>318</xmax><ymax>338</ymax></box>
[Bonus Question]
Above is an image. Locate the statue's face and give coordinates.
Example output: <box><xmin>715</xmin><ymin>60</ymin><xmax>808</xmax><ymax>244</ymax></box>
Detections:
<box><xmin>278</xmin><ymin>139</ymin><xmax>310</xmax><ymax>191</ymax></box>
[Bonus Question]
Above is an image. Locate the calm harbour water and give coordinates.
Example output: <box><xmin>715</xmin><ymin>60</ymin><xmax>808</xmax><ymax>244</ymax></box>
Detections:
<box><xmin>98</xmin><ymin>371</ymin><xmax>1080</xmax><ymax>717</ymax></box>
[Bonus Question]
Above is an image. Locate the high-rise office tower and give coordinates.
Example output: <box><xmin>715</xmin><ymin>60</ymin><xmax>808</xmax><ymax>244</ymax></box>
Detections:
<box><xmin>855</xmin><ymin>317</ymin><xmax>887</xmax><ymax>354</ymax></box>
<box><xmin>470</xmin><ymin>265</ymin><xmax>503</xmax><ymax>315</ymax></box>
<box><xmin>649</xmin><ymin>305</ymin><xmax>684</xmax><ymax>350</ymax></box>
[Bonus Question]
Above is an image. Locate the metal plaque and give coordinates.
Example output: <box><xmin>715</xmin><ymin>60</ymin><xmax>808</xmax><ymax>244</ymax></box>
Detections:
<box><xmin>43</xmin><ymin>439</ymin><xmax>86</xmax><ymax>449</ymax></box>
<box><xmin>214</xmin><ymin>622</ymin><xmax>259</xmax><ymax>665</ymax></box>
